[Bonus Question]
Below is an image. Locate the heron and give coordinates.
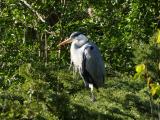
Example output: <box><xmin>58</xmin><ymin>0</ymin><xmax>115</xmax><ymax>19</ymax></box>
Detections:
<box><xmin>58</xmin><ymin>32</ymin><xmax>105</xmax><ymax>101</ymax></box>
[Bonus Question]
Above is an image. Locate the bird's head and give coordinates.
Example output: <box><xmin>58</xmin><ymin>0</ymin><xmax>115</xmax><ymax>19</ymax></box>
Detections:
<box><xmin>58</xmin><ymin>32</ymin><xmax>88</xmax><ymax>47</ymax></box>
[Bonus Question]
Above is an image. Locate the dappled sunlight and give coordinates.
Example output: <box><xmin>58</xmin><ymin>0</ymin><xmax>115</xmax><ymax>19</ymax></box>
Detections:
<box><xmin>1</xmin><ymin>0</ymin><xmax>160</xmax><ymax>119</ymax></box>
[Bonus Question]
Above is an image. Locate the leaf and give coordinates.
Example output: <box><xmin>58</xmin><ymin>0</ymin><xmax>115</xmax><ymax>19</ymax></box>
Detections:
<box><xmin>157</xmin><ymin>29</ymin><xmax>160</xmax><ymax>44</ymax></box>
<box><xmin>159</xmin><ymin>62</ymin><xmax>160</xmax><ymax>70</ymax></box>
<box><xmin>135</xmin><ymin>64</ymin><xmax>145</xmax><ymax>73</ymax></box>
<box><xmin>150</xmin><ymin>83</ymin><xmax>160</xmax><ymax>96</ymax></box>
<box><xmin>150</xmin><ymin>84</ymin><xmax>157</xmax><ymax>96</ymax></box>
<box><xmin>133</xmin><ymin>72</ymin><xmax>140</xmax><ymax>80</ymax></box>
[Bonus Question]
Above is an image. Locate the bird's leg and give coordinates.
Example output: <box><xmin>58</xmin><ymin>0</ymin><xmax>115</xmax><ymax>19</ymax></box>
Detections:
<box><xmin>72</xmin><ymin>66</ymin><xmax>76</xmax><ymax>79</ymax></box>
<box><xmin>74</xmin><ymin>67</ymin><xmax>80</xmax><ymax>81</ymax></box>
<box><xmin>83</xmin><ymin>81</ymin><xmax>89</xmax><ymax>88</ymax></box>
<box><xmin>89</xmin><ymin>83</ymin><xmax>96</xmax><ymax>102</ymax></box>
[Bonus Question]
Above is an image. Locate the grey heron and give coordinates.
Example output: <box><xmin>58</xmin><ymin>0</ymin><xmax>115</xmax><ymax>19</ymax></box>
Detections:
<box><xmin>58</xmin><ymin>32</ymin><xmax>105</xmax><ymax>101</ymax></box>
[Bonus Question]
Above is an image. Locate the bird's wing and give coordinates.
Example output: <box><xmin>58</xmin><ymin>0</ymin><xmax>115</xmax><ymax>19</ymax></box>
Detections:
<box><xmin>82</xmin><ymin>42</ymin><xmax>105</xmax><ymax>87</ymax></box>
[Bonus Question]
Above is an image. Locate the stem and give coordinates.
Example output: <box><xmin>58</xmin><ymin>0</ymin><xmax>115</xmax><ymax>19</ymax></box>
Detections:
<box><xmin>149</xmin><ymin>95</ymin><xmax>153</xmax><ymax>118</ymax></box>
<box><xmin>44</xmin><ymin>33</ymin><xmax>47</xmax><ymax>67</ymax></box>
<box><xmin>20</xmin><ymin>0</ymin><xmax>45</xmax><ymax>23</ymax></box>
<box><xmin>158</xmin><ymin>103</ymin><xmax>160</xmax><ymax>119</ymax></box>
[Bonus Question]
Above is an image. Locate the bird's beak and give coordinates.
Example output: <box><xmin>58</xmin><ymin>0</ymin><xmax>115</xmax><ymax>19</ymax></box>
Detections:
<box><xmin>58</xmin><ymin>38</ymin><xmax>72</xmax><ymax>46</ymax></box>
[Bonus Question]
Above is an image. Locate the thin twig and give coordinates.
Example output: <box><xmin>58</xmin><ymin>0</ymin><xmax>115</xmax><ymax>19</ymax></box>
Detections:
<box><xmin>20</xmin><ymin>0</ymin><xmax>56</xmax><ymax>36</ymax></box>
<box><xmin>20</xmin><ymin>0</ymin><xmax>45</xmax><ymax>23</ymax></box>
<box><xmin>44</xmin><ymin>29</ymin><xmax>55</xmax><ymax>35</ymax></box>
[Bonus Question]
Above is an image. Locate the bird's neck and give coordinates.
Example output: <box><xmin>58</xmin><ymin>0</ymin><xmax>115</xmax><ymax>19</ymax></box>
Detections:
<box><xmin>72</xmin><ymin>40</ymin><xmax>88</xmax><ymax>48</ymax></box>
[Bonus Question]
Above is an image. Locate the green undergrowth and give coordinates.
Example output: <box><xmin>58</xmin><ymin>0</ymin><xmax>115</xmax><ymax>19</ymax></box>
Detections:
<box><xmin>0</xmin><ymin>69</ymin><xmax>159</xmax><ymax>120</ymax></box>
<box><xmin>59</xmin><ymin>70</ymin><xmax>160</xmax><ymax>120</ymax></box>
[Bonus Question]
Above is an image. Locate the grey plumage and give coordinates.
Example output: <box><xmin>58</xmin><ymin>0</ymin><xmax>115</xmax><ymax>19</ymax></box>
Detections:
<box><xmin>58</xmin><ymin>32</ymin><xmax>105</xmax><ymax>101</ymax></box>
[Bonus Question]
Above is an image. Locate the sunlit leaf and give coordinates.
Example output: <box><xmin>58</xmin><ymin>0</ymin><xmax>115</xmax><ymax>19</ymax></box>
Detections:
<box><xmin>150</xmin><ymin>83</ymin><xmax>160</xmax><ymax>96</ymax></box>
<box><xmin>157</xmin><ymin>29</ymin><xmax>160</xmax><ymax>44</ymax></box>
<box><xmin>135</xmin><ymin>64</ymin><xmax>145</xmax><ymax>73</ymax></box>
<box><xmin>133</xmin><ymin>73</ymin><xmax>140</xmax><ymax>80</ymax></box>
<box><xmin>150</xmin><ymin>84</ymin><xmax>157</xmax><ymax>96</ymax></box>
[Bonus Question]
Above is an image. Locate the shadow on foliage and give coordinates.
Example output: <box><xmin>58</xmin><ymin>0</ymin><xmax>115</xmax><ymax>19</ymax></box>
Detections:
<box><xmin>115</xmin><ymin>80</ymin><xmax>145</xmax><ymax>92</ymax></box>
<box><xmin>104</xmin><ymin>78</ymin><xmax>145</xmax><ymax>92</ymax></box>
<box><xmin>70</xmin><ymin>104</ymin><xmax>124</xmax><ymax>120</ymax></box>
<box><xmin>123</xmin><ymin>94</ymin><xmax>159</xmax><ymax>119</ymax></box>
<box><xmin>32</xmin><ymin>68</ymin><xmax>125</xmax><ymax>120</ymax></box>
<box><xmin>46</xmin><ymin>93</ymin><xmax>124</xmax><ymax>120</ymax></box>
<box><xmin>107</xmin><ymin>107</ymin><xmax>135</xmax><ymax>119</ymax></box>
<box><xmin>0</xmin><ymin>94</ymin><xmax>24</xmax><ymax>105</ymax></box>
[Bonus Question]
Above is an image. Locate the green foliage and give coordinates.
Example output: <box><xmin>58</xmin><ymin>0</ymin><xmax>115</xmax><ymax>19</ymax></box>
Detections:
<box><xmin>134</xmin><ymin>64</ymin><xmax>146</xmax><ymax>79</ymax></box>
<box><xmin>150</xmin><ymin>83</ymin><xmax>160</xmax><ymax>96</ymax></box>
<box><xmin>134</xmin><ymin>29</ymin><xmax>160</xmax><ymax>98</ymax></box>
<box><xmin>1</xmin><ymin>0</ymin><xmax>160</xmax><ymax>119</ymax></box>
<box><xmin>134</xmin><ymin>63</ymin><xmax>160</xmax><ymax>97</ymax></box>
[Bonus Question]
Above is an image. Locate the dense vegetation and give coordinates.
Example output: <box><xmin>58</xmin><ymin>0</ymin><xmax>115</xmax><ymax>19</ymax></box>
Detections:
<box><xmin>0</xmin><ymin>0</ymin><xmax>160</xmax><ymax>119</ymax></box>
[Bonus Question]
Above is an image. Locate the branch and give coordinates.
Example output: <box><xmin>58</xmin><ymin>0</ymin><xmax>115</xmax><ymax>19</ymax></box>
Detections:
<box><xmin>20</xmin><ymin>0</ymin><xmax>56</xmax><ymax>36</ymax></box>
<box><xmin>44</xmin><ymin>29</ymin><xmax>55</xmax><ymax>35</ymax></box>
<box><xmin>20</xmin><ymin>0</ymin><xmax>45</xmax><ymax>23</ymax></box>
